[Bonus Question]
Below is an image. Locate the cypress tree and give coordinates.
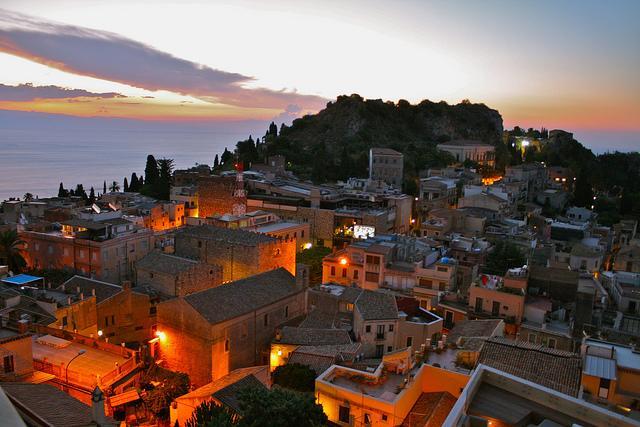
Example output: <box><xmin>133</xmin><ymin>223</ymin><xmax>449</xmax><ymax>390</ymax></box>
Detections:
<box><xmin>103</xmin><ymin>181</ymin><xmax>107</xmax><ymax>195</ymax></box>
<box><xmin>143</xmin><ymin>155</ymin><xmax>159</xmax><ymax>197</ymax></box>
<box><xmin>213</xmin><ymin>154</ymin><xmax>219</xmax><ymax>169</ymax></box>
<box><xmin>124</xmin><ymin>177</ymin><xmax>129</xmax><ymax>192</ymax></box>
<box><xmin>89</xmin><ymin>187</ymin><xmax>96</xmax><ymax>203</ymax></box>
<box><xmin>58</xmin><ymin>182</ymin><xmax>66</xmax><ymax>198</ymax></box>
<box><xmin>130</xmin><ymin>173</ymin><xmax>139</xmax><ymax>192</ymax></box>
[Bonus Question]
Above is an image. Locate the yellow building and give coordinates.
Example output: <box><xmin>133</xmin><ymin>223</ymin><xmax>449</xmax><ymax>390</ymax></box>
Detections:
<box><xmin>315</xmin><ymin>348</ymin><xmax>469</xmax><ymax>426</ymax></box>
<box><xmin>582</xmin><ymin>338</ymin><xmax>640</xmax><ymax>412</ymax></box>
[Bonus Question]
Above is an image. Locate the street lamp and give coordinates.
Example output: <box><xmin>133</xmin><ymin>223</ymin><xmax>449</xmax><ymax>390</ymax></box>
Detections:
<box><xmin>65</xmin><ymin>349</ymin><xmax>86</xmax><ymax>392</ymax></box>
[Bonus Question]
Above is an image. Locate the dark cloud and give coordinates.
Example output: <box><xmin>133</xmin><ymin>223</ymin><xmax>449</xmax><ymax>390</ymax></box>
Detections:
<box><xmin>0</xmin><ymin>83</ymin><xmax>124</xmax><ymax>101</ymax></box>
<box><xmin>0</xmin><ymin>9</ymin><xmax>327</xmax><ymax>111</ymax></box>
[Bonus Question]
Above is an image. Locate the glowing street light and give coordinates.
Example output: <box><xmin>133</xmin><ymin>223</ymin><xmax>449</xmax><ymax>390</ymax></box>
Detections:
<box><xmin>155</xmin><ymin>331</ymin><xmax>167</xmax><ymax>342</ymax></box>
<box><xmin>339</xmin><ymin>257</ymin><xmax>348</xmax><ymax>266</ymax></box>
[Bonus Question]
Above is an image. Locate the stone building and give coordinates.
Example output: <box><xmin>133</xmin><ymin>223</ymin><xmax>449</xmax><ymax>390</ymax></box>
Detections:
<box><xmin>135</xmin><ymin>252</ymin><xmax>222</xmax><ymax>296</ymax></box>
<box><xmin>369</xmin><ymin>148</ymin><xmax>404</xmax><ymax>188</ymax></box>
<box><xmin>436</xmin><ymin>139</ymin><xmax>496</xmax><ymax>167</ymax></box>
<box><xmin>155</xmin><ymin>268</ymin><xmax>306</xmax><ymax>386</ymax></box>
<box><xmin>174</xmin><ymin>225</ymin><xmax>296</xmax><ymax>282</ymax></box>
<box><xmin>197</xmin><ymin>176</ymin><xmax>244</xmax><ymax>219</ymax></box>
<box><xmin>21</xmin><ymin>218</ymin><xmax>154</xmax><ymax>284</ymax></box>
<box><xmin>59</xmin><ymin>275</ymin><xmax>163</xmax><ymax>344</ymax></box>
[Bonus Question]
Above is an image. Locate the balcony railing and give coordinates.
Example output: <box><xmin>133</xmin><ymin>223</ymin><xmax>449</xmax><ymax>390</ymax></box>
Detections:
<box><xmin>375</xmin><ymin>333</ymin><xmax>385</xmax><ymax>341</ymax></box>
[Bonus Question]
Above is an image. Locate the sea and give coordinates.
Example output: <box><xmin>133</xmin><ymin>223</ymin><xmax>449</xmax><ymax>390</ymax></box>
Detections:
<box><xmin>0</xmin><ymin>111</ymin><xmax>267</xmax><ymax>201</ymax></box>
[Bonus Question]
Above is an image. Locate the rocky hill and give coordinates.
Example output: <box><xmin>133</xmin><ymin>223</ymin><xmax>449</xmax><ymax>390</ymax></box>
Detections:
<box><xmin>262</xmin><ymin>94</ymin><xmax>503</xmax><ymax>184</ymax></box>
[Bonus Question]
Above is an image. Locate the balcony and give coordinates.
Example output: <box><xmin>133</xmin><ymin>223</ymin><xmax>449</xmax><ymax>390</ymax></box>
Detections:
<box><xmin>376</xmin><ymin>333</ymin><xmax>386</xmax><ymax>341</ymax></box>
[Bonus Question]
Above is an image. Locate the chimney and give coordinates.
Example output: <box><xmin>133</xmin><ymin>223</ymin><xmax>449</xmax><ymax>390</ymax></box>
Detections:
<box><xmin>80</xmin><ymin>292</ymin><xmax>84</xmax><ymax>301</ymax></box>
<box><xmin>17</xmin><ymin>318</ymin><xmax>30</xmax><ymax>334</ymax></box>
<box><xmin>122</xmin><ymin>281</ymin><xmax>132</xmax><ymax>291</ymax></box>
<box><xmin>67</xmin><ymin>296</ymin><xmax>72</xmax><ymax>305</ymax></box>
<box><xmin>92</xmin><ymin>288</ymin><xmax>96</xmax><ymax>297</ymax></box>
<box><xmin>91</xmin><ymin>387</ymin><xmax>107</xmax><ymax>426</ymax></box>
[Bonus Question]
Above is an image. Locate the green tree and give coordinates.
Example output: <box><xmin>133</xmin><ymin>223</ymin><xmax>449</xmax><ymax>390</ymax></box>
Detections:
<box><xmin>23</xmin><ymin>193</ymin><xmax>34</xmax><ymax>202</ymax></box>
<box><xmin>221</xmin><ymin>148</ymin><xmax>234</xmax><ymax>165</ymax></box>
<box><xmin>109</xmin><ymin>181</ymin><xmax>120</xmax><ymax>192</ymax></box>
<box><xmin>130</xmin><ymin>173</ymin><xmax>139</xmax><ymax>192</ymax></box>
<box><xmin>123</xmin><ymin>177</ymin><xmax>129</xmax><ymax>192</ymax></box>
<box><xmin>157</xmin><ymin>158</ymin><xmax>175</xmax><ymax>200</ymax></box>
<box><xmin>484</xmin><ymin>240</ymin><xmax>526</xmax><ymax>275</ymax></box>
<box><xmin>0</xmin><ymin>230</ymin><xmax>27</xmax><ymax>273</ymax></box>
<box><xmin>75</xmin><ymin>184</ymin><xmax>88</xmax><ymax>200</ymax></box>
<box><xmin>185</xmin><ymin>400</ymin><xmax>238</xmax><ymax>427</ymax></box>
<box><xmin>272</xmin><ymin>363</ymin><xmax>317</xmax><ymax>392</ymax></box>
<box><xmin>143</xmin><ymin>154</ymin><xmax>159</xmax><ymax>196</ymax></box>
<box><xmin>573</xmin><ymin>172</ymin><xmax>594</xmax><ymax>208</ymax></box>
<box><xmin>140</xmin><ymin>365</ymin><xmax>189</xmax><ymax>421</ymax></box>
<box><xmin>88</xmin><ymin>187</ymin><xmax>96</xmax><ymax>204</ymax></box>
<box><xmin>297</xmin><ymin>246</ymin><xmax>331</xmax><ymax>284</ymax></box>
<box><xmin>57</xmin><ymin>183</ymin><xmax>68</xmax><ymax>198</ymax></box>
<box><xmin>214</xmin><ymin>154</ymin><xmax>220</xmax><ymax>169</ymax></box>
<box><xmin>238</xmin><ymin>387</ymin><xmax>327</xmax><ymax>427</ymax></box>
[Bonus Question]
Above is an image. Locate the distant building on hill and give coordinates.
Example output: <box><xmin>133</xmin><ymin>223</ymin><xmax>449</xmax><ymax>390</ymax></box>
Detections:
<box><xmin>369</xmin><ymin>148</ymin><xmax>404</xmax><ymax>189</ymax></box>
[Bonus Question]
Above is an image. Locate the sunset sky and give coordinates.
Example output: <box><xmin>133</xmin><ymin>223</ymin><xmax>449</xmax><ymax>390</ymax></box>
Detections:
<box><xmin>1</xmin><ymin>0</ymin><xmax>639</xmax><ymax>134</ymax></box>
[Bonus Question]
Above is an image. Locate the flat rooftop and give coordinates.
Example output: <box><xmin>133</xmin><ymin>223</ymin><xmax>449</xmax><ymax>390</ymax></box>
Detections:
<box><xmin>32</xmin><ymin>335</ymin><xmax>128</xmax><ymax>384</ymax></box>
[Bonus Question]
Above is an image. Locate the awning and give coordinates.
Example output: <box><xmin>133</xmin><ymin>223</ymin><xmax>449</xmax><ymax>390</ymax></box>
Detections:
<box><xmin>1</xmin><ymin>274</ymin><xmax>44</xmax><ymax>286</ymax></box>
<box><xmin>109</xmin><ymin>389</ymin><xmax>140</xmax><ymax>407</ymax></box>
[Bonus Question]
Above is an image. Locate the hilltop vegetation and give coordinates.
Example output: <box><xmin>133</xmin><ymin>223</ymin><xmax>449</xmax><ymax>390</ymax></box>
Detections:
<box><xmin>235</xmin><ymin>94</ymin><xmax>504</xmax><ymax>187</ymax></box>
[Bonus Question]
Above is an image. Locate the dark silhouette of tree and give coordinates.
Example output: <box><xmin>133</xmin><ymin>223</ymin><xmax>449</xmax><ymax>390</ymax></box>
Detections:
<box><xmin>185</xmin><ymin>400</ymin><xmax>238</xmax><ymax>427</ymax></box>
<box><xmin>272</xmin><ymin>363</ymin><xmax>316</xmax><ymax>392</ymax></box>
<box><xmin>130</xmin><ymin>173</ymin><xmax>139</xmax><ymax>192</ymax></box>
<box><xmin>268</xmin><ymin>121</ymin><xmax>278</xmax><ymax>137</ymax></box>
<box><xmin>573</xmin><ymin>172</ymin><xmax>594</xmax><ymax>208</ymax></box>
<box><xmin>23</xmin><ymin>193</ymin><xmax>34</xmax><ymax>202</ymax></box>
<box><xmin>214</xmin><ymin>154</ymin><xmax>220</xmax><ymax>169</ymax></box>
<box><xmin>143</xmin><ymin>155</ymin><xmax>159</xmax><ymax>196</ymax></box>
<box><xmin>103</xmin><ymin>181</ymin><xmax>107</xmax><ymax>195</ymax></box>
<box><xmin>89</xmin><ymin>187</ymin><xmax>96</xmax><ymax>204</ymax></box>
<box><xmin>140</xmin><ymin>364</ymin><xmax>189</xmax><ymax>421</ymax></box>
<box><xmin>157</xmin><ymin>158</ymin><xmax>175</xmax><ymax>200</ymax></box>
<box><xmin>57</xmin><ymin>183</ymin><xmax>68</xmax><ymax>198</ymax></box>
<box><xmin>0</xmin><ymin>230</ymin><xmax>26</xmax><ymax>273</ymax></box>
<box><xmin>75</xmin><ymin>184</ymin><xmax>88</xmax><ymax>200</ymax></box>
<box><xmin>238</xmin><ymin>387</ymin><xmax>327</xmax><ymax>427</ymax></box>
<box><xmin>123</xmin><ymin>177</ymin><xmax>129</xmax><ymax>192</ymax></box>
<box><xmin>484</xmin><ymin>240</ymin><xmax>527</xmax><ymax>275</ymax></box>
<box><xmin>220</xmin><ymin>148</ymin><xmax>234</xmax><ymax>166</ymax></box>
<box><xmin>109</xmin><ymin>181</ymin><xmax>120</xmax><ymax>192</ymax></box>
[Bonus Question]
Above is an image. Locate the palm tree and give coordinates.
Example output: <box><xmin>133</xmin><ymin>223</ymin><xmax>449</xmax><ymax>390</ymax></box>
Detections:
<box><xmin>0</xmin><ymin>230</ymin><xmax>27</xmax><ymax>273</ymax></box>
<box><xmin>23</xmin><ymin>193</ymin><xmax>34</xmax><ymax>202</ymax></box>
<box><xmin>109</xmin><ymin>181</ymin><xmax>120</xmax><ymax>193</ymax></box>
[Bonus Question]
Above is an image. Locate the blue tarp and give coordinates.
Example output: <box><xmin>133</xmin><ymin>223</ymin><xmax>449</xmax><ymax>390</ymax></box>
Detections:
<box><xmin>1</xmin><ymin>274</ymin><xmax>43</xmax><ymax>286</ymax></box>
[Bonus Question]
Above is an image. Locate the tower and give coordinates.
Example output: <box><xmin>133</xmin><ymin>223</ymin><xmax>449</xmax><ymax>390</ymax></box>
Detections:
<box><xmin>232</xmin><ymin>161</ymin><xmax>246</xmax><ymax>216</ymax></box>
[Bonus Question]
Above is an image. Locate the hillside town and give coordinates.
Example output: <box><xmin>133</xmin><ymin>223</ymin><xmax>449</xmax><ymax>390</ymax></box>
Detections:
<box><xmin>0</xmin><ymin>130</ymin><xmax>639</xmax><ymax>427</ymax></box>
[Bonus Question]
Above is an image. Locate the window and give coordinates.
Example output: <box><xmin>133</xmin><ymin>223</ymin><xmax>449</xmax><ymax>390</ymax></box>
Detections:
<box><xmin>284</xmin><ymin>305</ymin><xmax>289</xmax><ymax>318</ymax></box>
<box><xmin>388</xmin><ymin>324</ymin><xmax>394</xmax><ymax>332</ymax></box>
<box><xmin>528</xmin><ymin>333</ymin><xmax>537</xmax><ymax>344</ymax></box>
<box><xmin>437</xmin><ymin>266</ymin><xmax>448</xmax><ymax>272</ymax></box>
<box><xmin>263</xmin><ymin>313</ymin><xmax>269</xmax><ymax>327</ymax></box>
<box><xmin>105</xmin><ymin>316</ymin><xmax>109</xmax><ymax>327</ymax></box>
<box><xmin>224</xmin><ymin>339</ymin><xmax>230</xmax><ymax>352</ymax></box>
<box><xmin>365</xmin><ymin>325</ymin><xmax>371</xmax><ymax>333</ymax></box>
<box><xmin>364</xmin><ymin>413</ymin><xmax>371</xmax><ymax>426</ymax></box>
<box><xmin>301</xmin><ymin>230</ymin><xmax>304</xmax><ymax>238</ymax></box>
<box><xmin>149</xmin><ymin>306</ymin><xmax>157</xmax><ymax>315</ymax></box>
<box><xmin>341</xmin><ymin>268</ymin><xmax>347</xmax><ymax>278</ymax></box>
<box><xmin>375</xmin><ymin>345</ymin><xmax>384</xmax><ymax>358</ymax></box>
<box><xmin>338</xmin><ymin>406</ymin><xmax>350</xmax><ymax>423</ymax></box>
<box><xmin>547</xmin><ymin>338</ymin><xmax>557</xmax><ymax>349</ymax></box>
<box><xmin>149</xmin><ymin>272</ymin><xmax>154</xmax><ymax>279</ymax></box>
<box><xmin>475</xmin><ymin>297</ymin><xmax>483</xmax><ymax>312</ymax></box>
<box><xmin>3</xmin><ymin>355</ymin><xmax>14</xmax><ymax>374</ymax></box>
<box><xmin>406</xmin><ymin>336</ymin><xmax>413</xmax><ymax>347</ymax></box>
<box><xmin>382</xmin><ymin>414</ymin><xmax>388</xmax><ymax>421</ymax></box>
<box><xmin>365</xmin><ymin>272</ymin><xmax>379</xmax><ymax>282</ymax></box>
<box><xmin>598</xmin><ymin>378</ymin><xmax>610</xmax><ymax>399</ymax></box>
<box><xmin>198</xmin><ymin>241</ymin><xmax>202</xmax><ymax>248</ymax></box>
<box><xmin>353</xmin><ymin>270</ymin><xmax>359</xmax><ymax>280</ymax></box>
<box><xmin>366</xmin><ymin>255</ymin><xmax>380</xmax><ymax>265</ymax></box>
<box><xmin>111</xmin><ymin>315</ymin><xmax>115</xmax><ymax>325</ymax></box>
<box><xmin>346</xmin><ymin>303</ymin><xmax>354</xmax><ymax>312</ymax></box>
<box><xmin>492</xmin><ymin>301</ymin><xmax>500</xmax><ymax>316</ymax></box>
<box><xmin>330</xmin><ymin>266</ymin><xmax>336</xmax><ymax>276</ymax></box>
<box><xmin>62</xmin><ymin>316</ymin><xmax>68</xmax><ymax>327</ymax></box>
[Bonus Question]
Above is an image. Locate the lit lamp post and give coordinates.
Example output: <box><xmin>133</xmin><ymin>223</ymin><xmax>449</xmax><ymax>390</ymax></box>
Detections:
<box><xmin>65</xmin><ymin>349</ymin><xmax>86</xmax><ymax>392</ymax></box>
